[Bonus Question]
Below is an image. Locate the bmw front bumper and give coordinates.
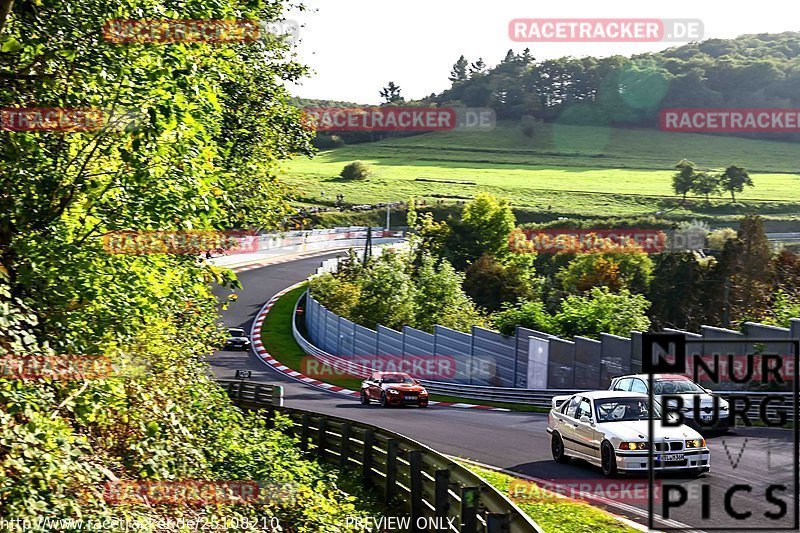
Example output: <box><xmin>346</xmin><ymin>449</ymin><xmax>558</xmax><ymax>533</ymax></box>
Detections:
<box><xmin>616</xmin><ymin>449</ymin><xmax>711</xmax><ymax>473</ymax></box>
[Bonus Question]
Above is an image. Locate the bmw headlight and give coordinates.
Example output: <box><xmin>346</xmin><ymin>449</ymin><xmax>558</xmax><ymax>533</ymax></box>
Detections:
<box><xmin>685</xmin><ymin>438</ymin><xmax>706</xmax><ymax>448</ymax></box>
<box><xmin>419</xmin><ymin>389</ymin><xmax>428</xmax><ymax>396</ymax></box>
<box><xmin>619</xmin><ymin>442</ymin><xmax>649</xmax><ymax>450</ymax></box>
<box><xmin>388</xmin><ymin>389</ymin><xmax>399</xmax><ymax>395</ymax></box>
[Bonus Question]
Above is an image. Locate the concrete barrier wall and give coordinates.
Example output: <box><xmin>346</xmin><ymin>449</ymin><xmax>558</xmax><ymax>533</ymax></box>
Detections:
<box><xmin>434</xmin><ymin>325</ymin><xmax>473</xmax><ymax>384</ymax></box>
<box><xmin>376</xmin><ymin>325</ymin><xmax>403</xmax><ymax>357</ymax></box>
<box><xmin>302</xmin><ymin>290</ymin><xmax>800</xmax><ymax>389</ymax></box>
<box><xmin>574</xmin><ymin>337</ymin><xmax>602</xmax><ymax>389</ymax></box>
<box><xmin>472</xmin><ymin>327</ymin><xmax>517</xmax><ymax>387</ymax></box>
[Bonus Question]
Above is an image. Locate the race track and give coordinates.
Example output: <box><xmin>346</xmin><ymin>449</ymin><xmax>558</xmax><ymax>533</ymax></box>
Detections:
<box><xmin>210</xmin><ymin>254</ymin><xmax>797</xmax><ymax>532</ymax></box>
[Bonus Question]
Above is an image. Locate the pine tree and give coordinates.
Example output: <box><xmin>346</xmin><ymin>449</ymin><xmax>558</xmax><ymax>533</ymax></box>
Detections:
<box><xmin>448</xmin><ymin>55</ymin><xmax>469</xmax><ymax>83</ymax></box>
<box><xmin>379</xmin><ymin>81</ymin><xmax>404</xmax><ymax>103</ymax></box>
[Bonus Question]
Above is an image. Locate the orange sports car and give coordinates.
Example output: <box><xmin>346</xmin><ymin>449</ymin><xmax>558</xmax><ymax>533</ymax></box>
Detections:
<box><xmin>360</xmin><ymin>371</ymin><xmax>429</xmax><ymax>408</ymax></box>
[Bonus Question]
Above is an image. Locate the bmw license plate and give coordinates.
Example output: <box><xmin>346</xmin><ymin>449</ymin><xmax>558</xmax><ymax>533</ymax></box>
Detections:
<box><xmin>404</xmin><ymin>395</ymin><xmax>416</xmax><ymax>400</ymax></box>
<box><xmin>659</xmin><ymin>454</ymin><xmax>684</xmax><ymax>462</ymax></box>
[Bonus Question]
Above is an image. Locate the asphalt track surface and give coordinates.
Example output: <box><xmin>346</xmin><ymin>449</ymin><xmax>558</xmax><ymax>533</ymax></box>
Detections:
<box><xmin>210</xmin><ymin>253</ymin><xmax>798</xmax><ymax>532</ymax></box>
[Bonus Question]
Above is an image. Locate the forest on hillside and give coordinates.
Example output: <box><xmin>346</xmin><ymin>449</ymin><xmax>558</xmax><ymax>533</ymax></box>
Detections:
<box><xmin>302</xmin><ymin>32</ymin><xmax>800</xmax><ymax>144</ymax></box>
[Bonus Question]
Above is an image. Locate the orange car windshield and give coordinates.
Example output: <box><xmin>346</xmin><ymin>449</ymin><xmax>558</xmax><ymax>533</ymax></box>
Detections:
<box><xmin>382</xmin><ymin>375</ymin><xmax>414</xmax><ymax>384</ymax></box>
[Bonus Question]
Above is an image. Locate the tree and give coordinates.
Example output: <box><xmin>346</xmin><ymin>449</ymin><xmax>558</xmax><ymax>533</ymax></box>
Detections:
<box><xmin>0</xmin><ymin>0</ymin><xmax>368</xmax><ymax>526</ymax></box>
<box><xmin>449</xmin><ymin>55</ymin><xmax>469</xmax><ymax>84</ymax></box>
<box><xmin>469</xmin><ymin>58</ymin><xmax>486</xmax><ymax>77</ymax></box>
<box><xmin>732</xmin><ymin>214</ymin><xmax>773</xmax><ymax>321</ymax></box>
<box><xmin>690</xmin><ymin>171</ymin><xmax>722</xmax><ymax>203</ymax></box>
<box><xmin>379</xmin><ymin>81</ymin><xmax>404</xmax><ymax>103</ymax></box>
<box><xmin>492</xmin><ymin>299</ymin><xmax>556</xmax><ymax>336</ymax></box>
<box><xmin>647</xmin><ymin>252</ymin><xmax>715</xmax><ymax>330</ymax></box>
<box><xmin>413</xmin><ymin>254</ymin><xmax>487</xmax><ymax>332</ymax></box>
<box><xmin>520</xmin><ymin>48</ymin><xmax>535</xmax><ymax>66</ymax></box>
<box><xmin>764</xmin><ymin>290</ymin><xmax>800</xmax><ymax>328</ymax></box>
<box><xmin>555</xmin><ymin>287</ymin><xmax>651</xmax><ymax>339</ymax></box>
<box><xmin>463</xmin><ymin>253</ymin><xmax>539</xmax><ymax>312</ymax></box>
<box><xmin>707</xmin><ymin>227</ymin><xmax>738</xmax><ymax>251</ymax></box>
<box><xmin>719</xmin><ymin>165</ymin><xmax>753</xmax><ymax>203</ymax></box>
<box><xmin>340</xmin><ymin>161</ymin><xmax>371</xmax><ymax>180</ymax></box>
<box><xmin>557</xmin><ymin>250</ymin><xmax>653</xmax><ymax>295</ymax></box>
<box><xmin>308</xmin><ymin>273</ymin><xmax>362</xmax><ymax>317</ymax></box>
<box><xmin>445</xmin><ymin>193</ymin><xmax>516</xmax><ymax>269</ymax></box>
<box><xmin>772</xmin><ymin>250</ymin><xmax>800</xmax><ymax>294</ymax></box>
<box><xmin>673</xmin><ymin>159</ymin><xmax>696</xmax><ymax>203</ymax></box>
<box><xmin>351</xmin><ymin>252</ymin><xmax>416</xmax><ymax>330</ymax></box>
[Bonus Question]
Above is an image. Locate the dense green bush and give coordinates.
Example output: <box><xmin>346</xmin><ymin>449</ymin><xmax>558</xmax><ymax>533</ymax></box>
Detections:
<box><xmin>310</xmin><ymin>250</ymin><xmax>487</xmax><ymax>333</ymax></box>
<box><xmin>0</xmin><ymin>0</ymin><xmax>379</xmax><ymax>527</ymax></box>
<box><xmin>0</xmin><ymin>273</ymin><xmax>377</xmax><ymax>529</ymax></box>
<box><xmin>339</xmin><ymin>161</ymin><xmax>372</xmax><ymax>180</ymax></box>
<box><xmin>492</xmin><ymin>287</ymin><xmax>650</xmax><ymax>339</ymax></box>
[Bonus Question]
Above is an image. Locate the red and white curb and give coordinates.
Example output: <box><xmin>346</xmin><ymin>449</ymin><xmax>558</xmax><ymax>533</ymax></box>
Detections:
<box><xmin>249</xmin><ymin>284</ymin><xmax>507</xmax><ymax>411</ymax></box>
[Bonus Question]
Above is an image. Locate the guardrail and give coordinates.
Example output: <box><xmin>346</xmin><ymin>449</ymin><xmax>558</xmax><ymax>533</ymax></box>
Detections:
<box><xmin>217</xmin><ymin>380</ymin><xmax>543</xmax><ymax>533</ymax></box>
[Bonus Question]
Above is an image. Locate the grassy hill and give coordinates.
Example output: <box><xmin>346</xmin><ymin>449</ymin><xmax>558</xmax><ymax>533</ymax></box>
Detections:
<box><xmin>284</xmin><ymin>121</ymin><xmax>800</xmax><ymax>224</ymax></box>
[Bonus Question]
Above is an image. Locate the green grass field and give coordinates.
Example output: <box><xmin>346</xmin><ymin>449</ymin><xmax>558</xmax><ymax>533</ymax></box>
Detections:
<box><xmin>284</xmin><ymin>121</ymin><xmax>800</xmax><ymax>221</ymax></box>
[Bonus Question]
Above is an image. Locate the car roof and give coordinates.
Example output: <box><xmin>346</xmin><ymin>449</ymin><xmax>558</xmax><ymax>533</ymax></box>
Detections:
<box><xmin>375</xmin><ymin>371</ymin><xmax>412</xmax><ymax>377</ymax></box>
<box><xmin>575</xmin><ymin>390</ymin><xmax>648</xmax><ymax>400</ymax></box>
<box><xmin>615</xmin><ymin>373</ymin><xmax>690</xmax><ymax>381</ymax></box>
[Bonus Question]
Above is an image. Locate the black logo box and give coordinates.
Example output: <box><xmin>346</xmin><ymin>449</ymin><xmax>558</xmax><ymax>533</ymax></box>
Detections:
<box><xmin>642</xmin><ymin>333</ymin><xmax>800</xmax><ymax>531</ymax></box>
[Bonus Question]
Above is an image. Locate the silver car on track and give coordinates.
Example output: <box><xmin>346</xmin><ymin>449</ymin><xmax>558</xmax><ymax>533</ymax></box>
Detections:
<box><xmin>547</xmin><ymin>390</ymin><xmax>710</xmax><ymax>477</ymax></box>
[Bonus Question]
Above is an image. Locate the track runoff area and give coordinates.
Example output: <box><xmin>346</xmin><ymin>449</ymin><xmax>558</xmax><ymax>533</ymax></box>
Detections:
<box><xmin>642</xmin><ymin>333</ymin><xmax>798</xmax><ymax>531</ymax></box>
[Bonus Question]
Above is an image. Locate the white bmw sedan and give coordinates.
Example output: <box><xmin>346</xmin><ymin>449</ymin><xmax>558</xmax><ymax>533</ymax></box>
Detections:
<box><xmin>547</xmin><ymin>391</ymin><xmax>710</xmax><ymax>477</ymax></box>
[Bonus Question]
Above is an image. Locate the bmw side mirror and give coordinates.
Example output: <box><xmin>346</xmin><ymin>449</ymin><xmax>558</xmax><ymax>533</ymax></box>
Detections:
<box><xmin>579</xmin><ymin>415</ymin><xmax>591</xmax><ymax>424</ymax></box>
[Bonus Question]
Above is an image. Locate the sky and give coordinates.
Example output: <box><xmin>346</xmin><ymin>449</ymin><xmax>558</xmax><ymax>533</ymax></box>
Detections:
<box><xmin>285</xmin><ymin>0</ymin><xmax>799</xmax><ymax>105</ymax></box>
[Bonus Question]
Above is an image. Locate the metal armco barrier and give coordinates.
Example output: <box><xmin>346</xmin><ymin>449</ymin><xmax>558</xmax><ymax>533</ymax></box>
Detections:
<box><xmin>217</xmin><ymin>380</ymin><xmax>543</xmax><ymax>533</ymax></box>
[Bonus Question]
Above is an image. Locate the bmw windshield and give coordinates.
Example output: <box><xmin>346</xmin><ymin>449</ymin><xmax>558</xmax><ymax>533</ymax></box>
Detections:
<box><xmin>595</xmin><ymin>398</ymin><xmax>662</xmax><ymax>422</ymax></box>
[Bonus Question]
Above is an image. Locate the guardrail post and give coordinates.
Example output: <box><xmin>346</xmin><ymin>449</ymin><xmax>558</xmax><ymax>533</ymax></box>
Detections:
<box><xmin>409</xmin><ymin>450</ymin><xmax>424</xmax><ymax>530</ymax></box>
<box><xmin>460</xmin><ymin>486</ymin><xmax>479</xmax><ymax>533</ymax></box>
<box><xmin>486</xmin><ymin>513</ymin><xmax>510</xmax><ymax>532</ymax></box>
<box><xmin>236</xmin><ymin>381</ymin><xmax>244</xmax><ymax>404</ymax></box>
<box><xmin>340</xmin><ymin>423</ymin><xmax>351</xmax><ymax>468</ymax></box>
<box><xmin>434</xmin><ymin>469</ymin><xmax>450</xmax><ymax>526</ymax></box>
<box><xmin>253</xmin><ymin>384</ymin><xmax>263</xmax><ymax>404</ymax></box>
<box><xmin>271</xmin><ymin>385</ymin><xmax>284</xmax><ymax>406</ymax></box>
<box><xmin>385</xmin><ymin>439</ymin><xmax>399</xmax><ymax>505</ymax></box>
<box><xmin>300</xmin><ymin>414</ymin><xmax>310</xmax><ymax>453</ymax></box>
<box><xmin>318</xmin><ymin>417</ymin><xmax>328</xmax><ymax>459</ymax></box>
<box><xmin>362</xmin><ymin>429</ymin><xmax>374</xmax><ymax>486</ymax></box>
